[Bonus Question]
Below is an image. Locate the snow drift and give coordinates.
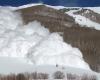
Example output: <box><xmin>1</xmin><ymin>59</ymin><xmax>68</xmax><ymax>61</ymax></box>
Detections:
<box><xmin>0</xmin><ymin>7</ymin><xmax>90</xmax><ymax>70</ymax></box>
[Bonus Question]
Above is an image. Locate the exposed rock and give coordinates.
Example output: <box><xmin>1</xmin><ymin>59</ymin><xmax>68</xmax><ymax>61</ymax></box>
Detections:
<box><xmin>74</xmin><ymin>9</ymin><xmax>100</xmax><ymax>24</ymax></box>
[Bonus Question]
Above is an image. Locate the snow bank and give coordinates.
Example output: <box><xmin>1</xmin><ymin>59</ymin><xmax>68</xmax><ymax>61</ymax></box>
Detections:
<box><xmin>0</xmin><ymin>7</ymin><xmax>90</xmax><ymax>70</ymax></box>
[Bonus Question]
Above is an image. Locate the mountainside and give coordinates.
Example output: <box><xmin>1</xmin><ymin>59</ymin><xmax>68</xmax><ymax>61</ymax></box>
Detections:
<box><xmin>16</xmin><ymin>4</ymin><xmax>100</xmax><ymax>72</ymax></box>
<box><xmin>0</xmin><ymin>5</ymin><xmax>91</xmax><ymax>74</ymax></box>
<box><xmin>0</xmin><ymin>4</ymin><xmax>100</xmax><ymax>78</ymax></box>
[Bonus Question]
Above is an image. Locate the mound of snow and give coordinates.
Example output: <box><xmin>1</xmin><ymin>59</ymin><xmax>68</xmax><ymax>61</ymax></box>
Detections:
<box><xmin>0</xmin><ymin>7</ymin><xmax>90</xmax><ymax>71</ymax></box>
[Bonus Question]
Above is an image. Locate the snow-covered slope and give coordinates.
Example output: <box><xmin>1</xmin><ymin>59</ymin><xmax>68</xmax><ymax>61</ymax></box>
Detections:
<box><xmin>0</xmin><ymin>6</ymin><xmax>91</xmax><ymax>73</ymax></box>
<box><xmin>67</xmin><ymin>10</ymin><xmax>100</xmax><ymax>30</ymax></box>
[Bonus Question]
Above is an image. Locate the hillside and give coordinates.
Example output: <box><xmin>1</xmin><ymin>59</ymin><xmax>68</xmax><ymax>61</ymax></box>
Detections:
<box><xmin>15</xmin><ymin>4</ymin><xmax>100</xmax><ymax>72</ymax></box>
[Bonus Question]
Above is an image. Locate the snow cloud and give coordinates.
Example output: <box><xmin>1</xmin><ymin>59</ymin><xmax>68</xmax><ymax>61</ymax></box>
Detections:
<box><xmin>0</xmin><ymin>7</ymin><xmax>90</xmax><ymax>70</ymax></box>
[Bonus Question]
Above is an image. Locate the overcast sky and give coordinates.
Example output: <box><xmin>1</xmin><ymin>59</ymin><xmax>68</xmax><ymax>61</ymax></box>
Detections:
<box><xmin>0</xmin><ymin>0</ymin><xmax>100</xmax><ymax>7</ymax></box>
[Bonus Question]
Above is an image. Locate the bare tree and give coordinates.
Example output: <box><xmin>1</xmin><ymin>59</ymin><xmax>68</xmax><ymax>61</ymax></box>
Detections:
<box><xmin>37</xmin><ymin>73</ymin><xmax>49</xmax><ymax>79</ymax></box>
<box><xmin>16</xmin><ymin>73</ymin><xmax>26</xmax><ymax>80</ymax></box>
<box><xmin>31</xmin><ymin>72</ymin><xmax>38</xmax><ymax>79</ymax></box>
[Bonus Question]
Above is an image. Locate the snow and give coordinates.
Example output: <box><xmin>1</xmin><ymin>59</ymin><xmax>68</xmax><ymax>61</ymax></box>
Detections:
<box><xmin>86</xmin><ymin>7</ymin><xmax>100</xmax><ymax>14</ymax></box>
<box><xmin>67</xmin><ymin>10</ymin><xmax>100</xmax><ymax>30</ymax></box>
<box><xmin>0</xmin><ymin>57</ymin><xmax>34</xmax><ymax>74</ymax></box>
<box><xmin>5</xmin><ymin>3</ymin><xmax>64</xmax><ymax>10</ymax></box>
<box><xmin>27</xmin><ymin>33</ymin><xmax>90</xmax><ymax>70</ymax></box>
<box><xmin>0</xmin><ymin>57</ymin><xmax>95</xmax><ymax>75</ymax></box>
<box><xmin>0</xmin><ymin>7</ymin><xmax>91</xmax><ymax>73</ymax></box>
<box><xmin>45</xmin><ymin>5</ymin><xmax>66</xmax><ymax>10</ymax></box>
<box><xmin>0</xmin><ymin>3</ymin><xmax>43</xmax><ymax>10</ymax></box>
<box><xmin>14</xmin><ymin>3</ymin><xmax>66</xmax><ymax>10</ymax></box>
<box><xmin>16</xmin><ymin>3</ymin><xmax>43</xmax><ymax>10</ymax></box>
<box><xmin>0</xmin><ymin>57</ymin><xmax>99</xmax><ymax>79</ymax></box>
<box><xmin>2</xmin><ymin>3</ymin><xmax>78</xmax><ymax>11</ymax></box>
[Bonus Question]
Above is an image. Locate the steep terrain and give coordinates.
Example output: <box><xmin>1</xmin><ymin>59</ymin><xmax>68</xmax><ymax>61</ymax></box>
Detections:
<box><xmin>74</xmin><ymin>8</ymin><xmax>100</xmax><ymax>24</ymax></box>
<box><xmin>17</xmin><ymin>4</ymin><xmax>100</xmax><ymax>72</ymax></box>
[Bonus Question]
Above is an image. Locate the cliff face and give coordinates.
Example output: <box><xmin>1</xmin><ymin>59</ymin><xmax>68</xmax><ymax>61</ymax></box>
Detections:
<box><xmin>17</xmin><ymin>5</ymin><xmax>100</xmax><ymax>72</ymax></box>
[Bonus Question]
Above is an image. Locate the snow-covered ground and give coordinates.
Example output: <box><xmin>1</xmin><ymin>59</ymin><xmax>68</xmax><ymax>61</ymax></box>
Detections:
<box><xmin>0</xmin><ymin>57</ymin><xmax>98</xmax><ymax>74</ymax></box>
<box><xmin>0</xmin><ymin>57</ymin><xmax>93</xmax><ymax>74</ymax></box>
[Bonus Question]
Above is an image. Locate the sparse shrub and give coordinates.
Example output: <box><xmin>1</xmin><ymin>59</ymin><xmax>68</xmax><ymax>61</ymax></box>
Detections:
<box><xmin>23</xmin><ymin>72</ymin><xmax>31</xmax><ymax>80</ymax></box>
<box><xmin>90</xmin><ymin>75</ymin><xmax>97</xmax><ymax>80</ymax></box>
<box><xmin>67</xmin><ymin>73</ymin><xmax>78</xmax><ymax>80</ymax></box>
<box><xmin>81</xmin><ymin>74</ymin><xmax>97</xmax><ymax>80</ymax></box>
<box><xmin>31</xmin><ymin>72</ymin><xmax>38</xmax><ymax>79</ymax></box>
<box><xmin>37</xmin><ymin>73</ymin><xmax>49</xmax><ymax>79</ymax></box>
<box><xmin>81</xmin><ymin>74</ymin><xmax>89</xmax><ymax>80</ymax></box>
<box><xmin>53</xmin><ymin>71</ymin><xmax>65</xmax><ymax>79</ymax></box>
<box><xmin>7</xmin><ymin>74</ymin><xmax>16</xmax><ymax>80</ymax></box>
<box><xmin>0</xmin><ymin>72</ymin><xmax>97</xmax><ymax>80</ymax></box>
